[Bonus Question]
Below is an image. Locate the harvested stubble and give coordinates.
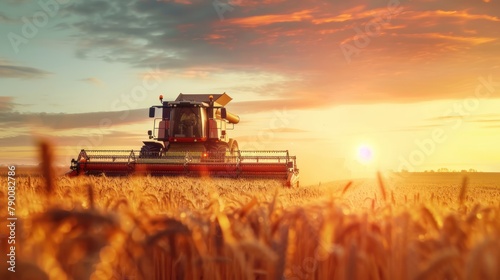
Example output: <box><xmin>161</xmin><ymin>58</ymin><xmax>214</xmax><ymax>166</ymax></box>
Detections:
<box><xmin>0</xmin><ymin>171</ymin><xmax>500</xmax><ymax>280</ymax></box>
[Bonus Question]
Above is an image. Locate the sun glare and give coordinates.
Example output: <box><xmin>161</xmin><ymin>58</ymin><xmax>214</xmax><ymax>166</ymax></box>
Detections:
<box><xmin>357</xmin><ymin>145</ymin><xmax>374</xmax><ymax>164</ymax></box>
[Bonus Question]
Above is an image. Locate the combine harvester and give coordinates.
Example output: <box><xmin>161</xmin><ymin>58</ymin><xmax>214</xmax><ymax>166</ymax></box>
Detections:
<box><xmin>68</xmin><ymin>93</ymin><xmax>299</xmax><ymax>187</ymax></box>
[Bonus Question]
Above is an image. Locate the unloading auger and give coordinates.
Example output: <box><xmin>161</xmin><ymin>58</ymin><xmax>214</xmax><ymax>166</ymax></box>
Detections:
<box><xmin>68</xmin><ymin>93</ymin><xmax>299</xmax><ymax>187</ymax></box>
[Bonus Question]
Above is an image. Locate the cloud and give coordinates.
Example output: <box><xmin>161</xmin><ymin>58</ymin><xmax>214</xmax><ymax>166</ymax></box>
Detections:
<box><xmin>230</xmin><ymin>99</ymin><xmax>294</xmax><ymax>113</ymax></box>
<box><xmin>426</xmin><ymin>113</ymin><xmax>500</xmax><ymax>128</ymax></box>
<box><xmin>79</xmin><ymin>77</ymin><xmax>104</xmax><ymax>86</ymax></box>
<box><xmin>386</xmin><ymin>124</ymin><xmax>445</xmax><ymax>133</ymax></box>
<box><xmin>264</xmin><ymin>127</ymin><xmax>308</xmax><ymax>133</ymax></box>
<box><xmin>0</xmin><ymin>12</ymin><xmax>16</xmax><ymax>23</ymax></box>
<box><xmin>57</xmin><ymin>0</ymin><xmax>500</xmax><ymax>108</ymax></box>
<box><xmin>470</xmin><ymin>118</ymin><xmax>500</xmax><ymax>123</ymax></box>
<box><xmin>0</xmin><ymin>134</ymin><xmax>37</xmax><ymax>147</ymax></box>
<box><xmin>464</xmin><ymin>114</ymin><xmax>500</xmax><ymax>128</ymax></box>
<box><xmin>403</xmin><ymin>9</ymin><xmax>500</xmax><ymax>22</ymax></box>
<box><xmin>0</xmin><ymin>96</ymin><xmax>16</xmax><ymax>111</ymax></box>
<box><xmin>0</xmin><ymin>131</ymin><xmax>144</xmax><ymax>148</ymax></box>
<box><xmin>227</xmin><ymin>9</ymin><xmax>314</xmax><ymax>27</ymax></box>
<box><xmin>0</xmin><ymin>64</ymin><xmax>52</xmax><ymax>79</ymax></box>
<box><xmin>0</xmin><ymin>108</ymin><xmax>149</xmax><ymax>130</ymax></box>
<box><xmin>3</xmin><ymin>0</ymin><xmax>30</xmax><ymax>4</ymax></box>
<box><xmin>397</xmin><ymin>33</ymin><xmax>496</xmax><ymax>45</ymax></box>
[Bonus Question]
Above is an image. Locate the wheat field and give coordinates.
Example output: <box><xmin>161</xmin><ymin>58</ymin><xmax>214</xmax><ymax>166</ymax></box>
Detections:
<box><xmin>1</xmin><ymin>165</ymin><xmax>500</xmax><ymax>280</ymax></box>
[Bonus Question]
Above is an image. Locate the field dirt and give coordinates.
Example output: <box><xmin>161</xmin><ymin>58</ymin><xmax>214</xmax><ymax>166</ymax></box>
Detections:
<box><xmin>1</xmin><ymin>169</ymin><xmax>500</xmax><ymax>280</ymax></box>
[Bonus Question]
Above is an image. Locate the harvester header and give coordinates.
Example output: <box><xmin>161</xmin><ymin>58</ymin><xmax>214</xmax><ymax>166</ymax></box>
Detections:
<box><xmin>68</xmin><ymin>93</ymin><xmax>299</xmax><ymax>187</ymax></box>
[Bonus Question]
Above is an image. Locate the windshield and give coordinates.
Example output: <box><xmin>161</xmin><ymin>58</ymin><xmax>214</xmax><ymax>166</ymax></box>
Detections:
<box><xmin>172</xmin><ymin>107</ymin><xmax>206</xmax><ymax>138</ymax></box>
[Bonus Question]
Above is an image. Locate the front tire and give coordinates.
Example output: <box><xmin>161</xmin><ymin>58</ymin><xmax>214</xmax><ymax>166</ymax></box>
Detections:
<box><xmin>139</xmin><ymin>145</ymin><xmax>161</xmax><ymax>158</ymax></box>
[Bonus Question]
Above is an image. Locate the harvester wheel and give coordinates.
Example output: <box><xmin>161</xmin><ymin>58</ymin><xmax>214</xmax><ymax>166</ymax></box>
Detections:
<box><xmin>214</xmin><ymin>143</ymin><xmax>229</xmax><ymax>162</ymax></box>
<box><xmin>207</xmin><ymin>141</ymin><xmax>240</xmax><ymax>163</ymax></box>
<box><xmin>139</xmin><ymin>145</ymin><xmax>161</xmax><ymax>158</ymax></box>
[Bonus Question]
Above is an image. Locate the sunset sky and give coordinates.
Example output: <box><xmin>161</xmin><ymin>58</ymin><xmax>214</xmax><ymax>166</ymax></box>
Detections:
<box><xmin>1</xmin><ymin>0</ymin><xmax>499</xmax><ymax>184</ymax></box>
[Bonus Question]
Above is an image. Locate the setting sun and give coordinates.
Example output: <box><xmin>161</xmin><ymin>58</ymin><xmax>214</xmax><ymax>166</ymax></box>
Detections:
<box><xmin>357</xmin><ymin>144</ymin><xmax>374</xmax><ymax>164</ymax></box>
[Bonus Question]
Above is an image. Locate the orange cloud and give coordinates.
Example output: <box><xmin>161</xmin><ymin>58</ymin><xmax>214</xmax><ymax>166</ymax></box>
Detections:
<box><xmin>312</xmin><ymin>5</ymin><xmax>402</xmax><ymax>24</ymax></box>
<box><xmin>79</xmin><ymin>77</ymin><xmax>104</xmax><ymax>87</ymax></box>
<box><xmin>227</xmin><ymin>9</ymin><xmax>313</xmax><ymax>27</ymax></box>
<box><xmin>400</xmin><ymin>33</ymin><xmax>497</xmax><ymax>45</ymax></box>
<box><xmin>312</xmin><ymin>13</ymin><xmax>354</xmax><ymax>24</ymax></box>
<box><xmin>404</xmin><ymin>10</ymin><xmax>500</xmax><ymax>22</ymax></box>
<box><xmin>205</xmin><ymin>33</ymin><xmax>226</xmax><ymax>40</ymax></box>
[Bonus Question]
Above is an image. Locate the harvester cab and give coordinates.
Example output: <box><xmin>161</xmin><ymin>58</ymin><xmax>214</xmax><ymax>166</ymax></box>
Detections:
<box><xmin>145</xmin><ymin>93</ymin><xmax>238</xmax><ymax>157</ymax></box>
<box><xmin>68</xmin><ymin>93</ymin><xmax>299</xmax><ymax>187</ymax></box>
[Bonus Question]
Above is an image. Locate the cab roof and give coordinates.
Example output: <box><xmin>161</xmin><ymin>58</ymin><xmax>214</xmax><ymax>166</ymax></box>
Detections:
<box><xmin>175</xmin><ymin>93</ymin><xmax>233</xmax><ymax>106</ymax></box>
